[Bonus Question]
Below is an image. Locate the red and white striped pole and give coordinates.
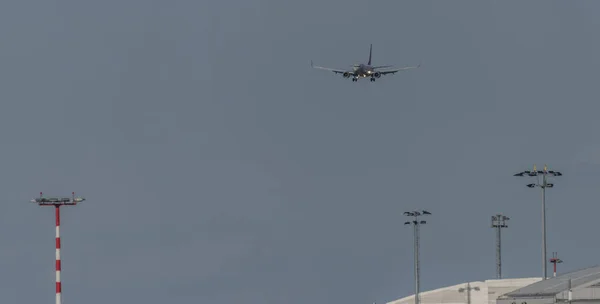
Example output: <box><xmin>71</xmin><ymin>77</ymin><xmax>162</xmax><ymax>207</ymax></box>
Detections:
<box><xmin>55</xmin><ymin>204</ymin><xmax>62</xmax><ymax>304</ymax></box>
<box><xmin>549</xmin><ymin>252</ymin><xmax>563</xmax><ymax>278</ymax></box>
<box><xmin>30</xmin><ymin>192</ymin><xmax>85</xmax><ymax>304</ymax></box>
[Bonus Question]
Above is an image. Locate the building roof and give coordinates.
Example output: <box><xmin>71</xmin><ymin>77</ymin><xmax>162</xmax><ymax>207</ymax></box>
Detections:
<box><xmin>501</xmin><ymin>265</ymin><xmax>600</xmax><ymax>298</ymax></box>
<box><xmin>386</xmin><ymin>277</ymin><xmax>541</xmax><ymax>304</ymax></box>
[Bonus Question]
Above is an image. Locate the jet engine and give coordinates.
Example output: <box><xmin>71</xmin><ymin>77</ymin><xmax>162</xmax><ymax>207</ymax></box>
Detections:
<box><xmin>374</xmin><ymin>72</ymin><xmax>381</xmax><ymax>78</ymax></box>
<box><xmin>343</xmin><ymin>72</ymin><xmax>350</xmax><ymax>78</ymax></box>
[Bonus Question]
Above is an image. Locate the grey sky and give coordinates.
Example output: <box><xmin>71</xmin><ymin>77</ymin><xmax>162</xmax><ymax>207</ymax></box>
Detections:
<box><xmin>1</xmin><ymin>0</ymin><xmax>600</xmax><ymax>303</ymax></box>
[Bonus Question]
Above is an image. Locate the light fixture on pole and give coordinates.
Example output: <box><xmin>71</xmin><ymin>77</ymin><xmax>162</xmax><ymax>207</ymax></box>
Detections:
<box><xmin>30</xmin><ymin>192</ymin><xmax>86</xmax><ymax>304</ymax></box>
<box><xmin>550</xmin><ymin>252</ymin><xmax>563</xmax><ymax>277</ymax></box>
<box><xmin>458</xmin><ymin>283</ymin><xmax>480</xmax><ymax>304</ymax></box>
<box><xmin>491</xmin><ymin>214</ymin><xmax>509</xmax><ymax>279</ymax></box>
<box><xmin>514</xmin><ymin>164</ymin><xmax>562</xmax><ymax>280</ymax></box>
<box><xmin>404</xmin><ymin>210</ymin><xmax>431</xmax><ymax>304</ymax></box>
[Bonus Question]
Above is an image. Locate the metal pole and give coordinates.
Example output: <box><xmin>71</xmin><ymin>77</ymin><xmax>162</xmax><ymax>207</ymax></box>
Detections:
<box><xmin>467</xmin><ymin>283</ymin><xmax>471</xmax><ymax>304</ymax></box>
<box><xmin>458</xmin><ymin>282</ymin><xmax>480</xmax><ymax>304</ymax></box>
<box><xmin>30</xmin><ymin>192</ymin><xmax>86</xmax><ymax>304</ymax></box>
<box><xmin>404</xmin><ymin>211</ymin><xmax>430</xmax><ymax>304</ymax></box>
<box><xmin>415</xmin><ymin>223</ymin><xmax>420</xmax><ymax>304</ymax></box>
<box><xmin>550</xmin><ymin>252</ymin><xmax>562</xmax><ymax>278</ymax></box>
<box><xmin>514</xmin><ymin>165</ymin><xmax>561</xmax><ymax>281</ymax></box>
<box><xmin>55</xmin><ymin>205</ymin><xmax>62</xmax><ymax>304</ymax></box>
<box><xmin>542</xmin><ymin>175</ymin><xmax>547</xmax><ymax>280</ymax></box>
<box><xmin>568</xmin><ymin>278</ymin><xmax>572</xmax><ymax>304</ymax></box>
<box><xmin>491</xmin><ymin>214</ymin><xmax>508</xmax><ymax>279</ymax></box>
<box><xmin>496</xmin><ymin>224</ymin><xmax>501</xmax><ymax>279</ymax></box>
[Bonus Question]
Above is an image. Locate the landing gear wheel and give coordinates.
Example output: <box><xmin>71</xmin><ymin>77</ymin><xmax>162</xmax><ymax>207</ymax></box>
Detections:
<box><xmin>370</xmin><ymin>78</ymin><xmax>375</xmax><ymax>82</ymax></box>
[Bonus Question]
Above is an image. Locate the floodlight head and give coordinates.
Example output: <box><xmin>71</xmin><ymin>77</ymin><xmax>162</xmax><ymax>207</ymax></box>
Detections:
<box><xmin>30</xmin><ymin>195</ymin><xmax>86</xmax><ymax>206</ymax></box>
<box><xmin>404</xmin><ymin>221</ymin><xmax>410</xmax><ymax>225</ymax></box>
<box><xmin>550</xmin><ymin>257</ymin><xmax>562</xmax><ymax>263</ymax></box>
<box><xmin>526</xmin><ymin>183</ymin><xmax>536</xmax><ymax>188</ymax></box>
<box><xmin>404</xmin><ymin>212</ymin><xmax>414</xmax><ymax>216</ymax></box>
<box><xmin>420</xmin><ymin>220</ymin><xmax>426</xmax><ymax>224</ymax></box>
<box><xmin>422</xmin><ymin>210</ymin><xmax>431</xmax><ymax>215</ymax></box>
<box><xmin>546</xmin><ymin>183</ymin><xmax>554</xmax><ymax>188</ymax></box>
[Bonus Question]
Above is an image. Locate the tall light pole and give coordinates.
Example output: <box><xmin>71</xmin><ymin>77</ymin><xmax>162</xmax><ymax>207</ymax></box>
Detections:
<box><xmin>514</xmin><ymin>164</ymin><xmax>562</xmax><ymax>280</ymax></box>
<box><xmin>404</xmin><ymin>210</ymin><xmax>431</xmax><ymax>304</ymax></box>
<box><xmin>458</xmin><ymin>283</ymin><xmax>480</xmax><ymax>304</ymax></box>
<box><xmin>30</xmin><ymin>192</ymin><xmax>86</xmax><ymax>304</ymax></box>
<box><xmin>491</xmin><ymin>214</ymin><xmax>509</xmax><ymax>279</ymax></box>
<box><xmin>550</xmin><ymin>252</ymin><xmax>563</xmax><ymax>277</ymax></box>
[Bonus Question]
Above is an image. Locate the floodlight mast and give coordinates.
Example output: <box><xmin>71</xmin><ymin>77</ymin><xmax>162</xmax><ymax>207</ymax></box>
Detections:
<box><xmin>458</xmin><ymin>283</ymin><xmax>480</xmax><ymax>304</ymax></box>
<box><xmin>549</xmin><ymin>252</ymin><xmax>563</xmax><ymax>277</ymax></box>
<box><xmin>30</xmin><ymin>192</ymin><xmax>86</xmax><ymax>304</ymax></box>
<box><xmin>404</xmin><ymin>210</ymin><xmax>431</xmax><ymax>304</ymax></box>
<box><xmin>491</xmin><ymin>214</ymin><xmax>509</xmax><ymax>279</ymax></box>
<box><xmin>514</xmin><ymin>164</ymin><xmax>562</xmax><ymax>280</ymax></box>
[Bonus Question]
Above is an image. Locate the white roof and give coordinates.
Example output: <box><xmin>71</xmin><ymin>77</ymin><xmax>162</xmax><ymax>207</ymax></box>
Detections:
<box><xmin>387</xmin><ymin>278</ymin><xmax>542</xmax><ymax>304</ymax></box>
<box><xmin>500</xmin><ymin>265</ymin><xmax>600</xmax><ymax>298</ymax></box>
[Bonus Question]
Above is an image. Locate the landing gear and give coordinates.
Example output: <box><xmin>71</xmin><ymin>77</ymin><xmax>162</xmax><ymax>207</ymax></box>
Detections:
<box><xmin>370</xmin><ymin>77</ymin><xmax>375</xmax><ymax>82</ymax></box>
<box><xmin>352</xmin><ymin>77</ymin><xmax>358</xmax><ymax>82</ymax></box>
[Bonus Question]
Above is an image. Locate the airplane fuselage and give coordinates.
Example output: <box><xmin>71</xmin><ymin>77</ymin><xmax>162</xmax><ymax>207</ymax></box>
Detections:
<box><xmin>352</xmin><ymin>64</ymin><xmax>376</xmax><ymax>77</ymax></box>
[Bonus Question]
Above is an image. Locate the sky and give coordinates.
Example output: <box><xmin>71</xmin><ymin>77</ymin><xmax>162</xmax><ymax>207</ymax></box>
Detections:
<box><xmin>0</xmin><ymin>0</ymin><xmax>600</xmax><ymax>303</ymax></box>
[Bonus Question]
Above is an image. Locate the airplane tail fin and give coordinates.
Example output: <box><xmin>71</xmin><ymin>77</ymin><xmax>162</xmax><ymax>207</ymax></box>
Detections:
<box><xmin>368</xmin><ymin>44</ymin><xmax>372</xmax><ymax>65</ymax></box>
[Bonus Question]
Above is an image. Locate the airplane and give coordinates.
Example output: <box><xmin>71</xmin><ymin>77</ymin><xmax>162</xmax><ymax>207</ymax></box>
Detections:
<box><xmin>310</xmin><ymin>44</ymin><xmax>420</xmax><ymax>82</ymax></box>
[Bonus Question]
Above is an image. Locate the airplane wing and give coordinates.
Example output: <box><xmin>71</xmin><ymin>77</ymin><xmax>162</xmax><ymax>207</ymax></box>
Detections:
<box><xmin>376</xmin><ymin>63</ymin><xmax>421</xmax><ymax>75</ymax></box>
<box><xmin>371</xmin><ymin>65</ymin><xmax>394</xmax><ymax>69</ymax></box>
<box><xmin>311</xmin><ymin>61</ymin><xmax>353</xmax><ymax>75</ymax></box>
